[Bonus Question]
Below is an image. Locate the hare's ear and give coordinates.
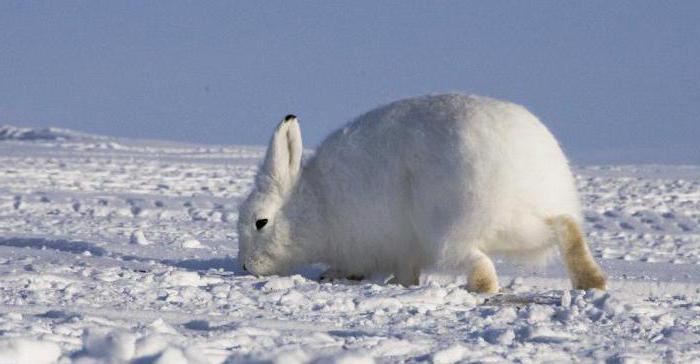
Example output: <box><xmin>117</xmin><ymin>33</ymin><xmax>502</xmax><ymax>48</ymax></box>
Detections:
<box><xmin>260</xmin><ymin>114</ymin><xmax>303</xmax><ymax>192</ymax></box>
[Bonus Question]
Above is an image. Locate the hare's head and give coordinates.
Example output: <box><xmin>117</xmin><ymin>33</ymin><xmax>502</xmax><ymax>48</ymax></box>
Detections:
<box><xmin>238</xmin><ymin>115</ymin><xmax>303</xmax><ymax>276</ymax></box>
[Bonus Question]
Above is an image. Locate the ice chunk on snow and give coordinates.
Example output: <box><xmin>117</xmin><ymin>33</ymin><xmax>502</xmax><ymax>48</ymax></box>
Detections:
<box><xmin>397</xmin><ymin>285</ymin><xmax>477</xmax><ymax>307</ymax></box>
<box><xmin>432</xmin><ymin>344</ymin><xmax>467</xmax><ymax>364</ymax></box>
<box><xmin>130</xmin><ymin>230</ymin><xmax>152</xmax><ymax>245</ymax></box>
<box><xmin>180</xmin><ymin>238</ymin><xmax>203</xmax><ymax>249</ymax></box>
<box><xmin>367</xmin><ymin>338</ymin><xmax>422</xmax><ymax>357</ymax></box>
<box><xmin>525</xmin><ymin>327</ymin><xmax>573</xmax><ymax>343</ymax></box>
<box><xmin>147</xmin><ymin>318</ymin><xmax>179</xmax><ymax>335</ymax></box>
<box><xmin>163</xmin><ymin>271</ymin><xmax>204</xmax><ymax>287</ymax></box>
<box><xmin>278</xmin><ymin>290</ymin><xmax>307</xmax><ymax>306</ymax></box>
<box><xmin>261</xmin><ymin>275</ymin><xmax>305</xmax><ymax>291</ymax></box>
<box><xmin>356</xmin><ymin>297</ymin><xmax>402</xmax><ymax>312</ymax></box>
<box><xmin>82</xmin><ymin>328</ymin><xmax>136</xmax><ymax>362</ymax></box>
<box><xmin>521</xmin><ymin>304</ymin><xmax>556</xmax><ymax>323</ymax></box>
<box><xmin>396</xmin><ymin>286</ymin><xmax>448</xmax><ymax>305</ymax></box>
<box><xmin>560</xmin><ymin>290</ymin><xmax>572</xmax><ymax>307</ymax></box>
<box><xmin>135</xmin><ymin>334</ymin><xmax>170</xmax><ymax>359</ymax></box>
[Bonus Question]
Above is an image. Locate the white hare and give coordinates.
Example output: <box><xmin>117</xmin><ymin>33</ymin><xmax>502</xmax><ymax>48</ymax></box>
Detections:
<box><xmin>237</xmin><ymin>94</ymin><xmax>606</xmax><ymax>293</ymax></box>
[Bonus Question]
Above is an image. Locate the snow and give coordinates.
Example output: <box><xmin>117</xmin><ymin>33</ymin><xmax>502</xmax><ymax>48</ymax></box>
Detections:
<box><xmin>0</xmin><ymin>126</ymin><xmax>699</xmax><ymax>362</ymax></box>
<box><xmin>431</xmin><ymin>344</ymin><xmax>468</xmax><ymax>364</ymax></box>
<box><xmin>0</xmin><ymin>338</ymin><xmax>61</xmax><ymax>364</ymax></box>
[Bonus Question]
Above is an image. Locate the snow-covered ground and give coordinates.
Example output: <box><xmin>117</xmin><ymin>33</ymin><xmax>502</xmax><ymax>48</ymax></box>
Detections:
<box><xmin>0</xmin><ymin>126</ymin><xmax>699</xmax><ymax>363</ymax></box>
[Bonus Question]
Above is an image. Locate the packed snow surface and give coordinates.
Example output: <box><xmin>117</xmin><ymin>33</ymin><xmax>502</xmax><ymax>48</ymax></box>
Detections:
<box><xmin>0</xmin><ymin>126</ymin><xmax>699</xmax><ymax>363</ymax></box>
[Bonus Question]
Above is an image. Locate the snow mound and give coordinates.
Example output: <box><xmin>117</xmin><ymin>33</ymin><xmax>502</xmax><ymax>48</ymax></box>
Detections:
<box><xmin>0</xmin><ymin>338</ymin><xmax>61</xmax><ymax>364</ymax></box>
<box><xmin>75</xmin><ymin>328</ymin><xmax>208</xmax><ymax>364</ymax></box>
<box><xmin>0</xmin><ymin>124</ymin><xmax>108</xmax><ymax>142</ymax></box>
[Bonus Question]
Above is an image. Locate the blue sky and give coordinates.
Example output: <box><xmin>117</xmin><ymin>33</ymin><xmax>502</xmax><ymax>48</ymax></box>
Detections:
<box><xmin>1</xmin><ymin>1</ymin><xmax>698</xmax><ymax>164</ymax></box>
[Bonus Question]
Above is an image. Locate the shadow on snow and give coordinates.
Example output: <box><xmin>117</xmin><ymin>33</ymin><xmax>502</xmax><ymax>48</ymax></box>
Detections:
<box><xmin>0</xmin><ymin>236</ymin><xmax>247</xmax><ymax>275</ymax></box>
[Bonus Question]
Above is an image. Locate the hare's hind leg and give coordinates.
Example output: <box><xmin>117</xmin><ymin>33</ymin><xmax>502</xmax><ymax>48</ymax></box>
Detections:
<box><xmin>466</xmin><ymin>249</ymin><xmax>500</xmax><ymax>294</ymax></box>
<box><xmin>548</xmin><ymin>216</ymin><xmax>607</xmax><ymax>290</ymax></box>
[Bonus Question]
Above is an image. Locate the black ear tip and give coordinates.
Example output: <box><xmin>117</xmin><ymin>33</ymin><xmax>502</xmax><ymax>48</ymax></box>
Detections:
<box><xmin>255</xmin><ymin>218</ymin><xmax>269</xmax><ymax>230</ymax></box>
<box><xmin>284</xmin><ymin>114</ymin><xmax>297</xmax><ymax>122</ymax></box>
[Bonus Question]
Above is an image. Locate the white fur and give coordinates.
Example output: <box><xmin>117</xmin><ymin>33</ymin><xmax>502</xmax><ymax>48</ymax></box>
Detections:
<box><xmin>238</xmin><ymin>94</ymin><xmax>585</xmax><ymax>285</ymax></box>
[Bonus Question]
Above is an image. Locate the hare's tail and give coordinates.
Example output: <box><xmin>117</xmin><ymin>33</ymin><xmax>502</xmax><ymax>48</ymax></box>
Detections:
<box><xmin>547</xmin><ymin>215</ymin><xmax>607</xmax><ymax>290</ymax></box>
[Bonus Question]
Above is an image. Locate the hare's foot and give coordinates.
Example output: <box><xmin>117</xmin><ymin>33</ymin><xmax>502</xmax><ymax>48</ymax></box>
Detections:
<box><xmin>572</xmin><ymin>265</ymin><xmax>607</xmax><ymax>291</ymax></box>
<box><xmin>466</xmin><ymin>250</ymin><xmax>500</xmax><ymax>294</ymax></box>
<box><xmin>319</xmin><ymin>268</ymin><xmax>364</xmax><ymax>283</ymax></box>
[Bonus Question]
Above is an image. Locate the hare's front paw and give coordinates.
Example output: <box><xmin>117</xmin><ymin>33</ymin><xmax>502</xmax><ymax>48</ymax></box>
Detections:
<box><xmin>319</xmin><ymin>268</ymin><xmax>364</xmax><ymax>283</ymax></box>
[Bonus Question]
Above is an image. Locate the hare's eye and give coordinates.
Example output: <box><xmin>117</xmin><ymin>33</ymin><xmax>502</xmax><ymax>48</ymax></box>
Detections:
<box><xmin>255</xmin><ymin>219</ymin><xmax>268</xmax><ymax>231</ymax></box>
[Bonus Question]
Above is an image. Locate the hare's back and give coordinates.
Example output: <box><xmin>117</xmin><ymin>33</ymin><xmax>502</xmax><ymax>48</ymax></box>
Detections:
<box><xmin>310</xmin><ymin>93</ymin><xmax>579</xmax><ymax>219</ymax></box>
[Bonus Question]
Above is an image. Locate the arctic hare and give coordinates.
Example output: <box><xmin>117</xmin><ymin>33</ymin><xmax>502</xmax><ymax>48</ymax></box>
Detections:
<box><xmin>238</xmin><ymin>94</ymin><xmax>606</xmax><ymax>293</ymax></box>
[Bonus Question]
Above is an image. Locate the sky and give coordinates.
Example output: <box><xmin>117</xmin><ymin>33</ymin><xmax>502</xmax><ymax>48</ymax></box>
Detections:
<box><xmin>1</xmin><ymin>1</ymin><xmax>698</xmax><ymax>164</ymax></box>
